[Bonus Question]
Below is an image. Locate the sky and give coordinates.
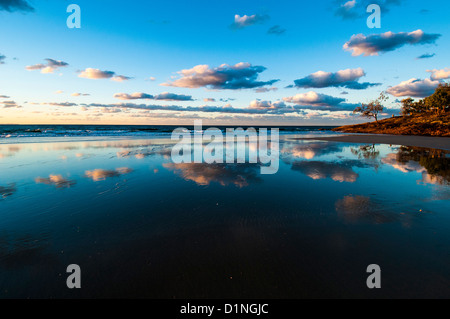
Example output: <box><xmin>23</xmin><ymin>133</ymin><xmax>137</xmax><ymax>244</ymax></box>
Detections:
<box><xmin>0</xmin><ymin>0</ymin><xmax>449</xmax><ymax>125</ymax></box>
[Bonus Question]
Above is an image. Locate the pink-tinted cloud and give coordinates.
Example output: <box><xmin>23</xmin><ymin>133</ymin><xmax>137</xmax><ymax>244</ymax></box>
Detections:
<box><xmin>387</xmin><ymin>78</ymin><xmax>440</xmax><ymax>97</ymax></box>
<box><xmin>344</xmin><ymin>30</ymin><xmax>440</xmax><ymax>56</ymax></box>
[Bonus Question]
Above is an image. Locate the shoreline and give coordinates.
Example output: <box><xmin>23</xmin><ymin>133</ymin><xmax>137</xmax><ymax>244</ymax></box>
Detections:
<box><xmin>296</xmin><ymin>134</ymin><xmax>450</xmax><ymax>151</ymax></box>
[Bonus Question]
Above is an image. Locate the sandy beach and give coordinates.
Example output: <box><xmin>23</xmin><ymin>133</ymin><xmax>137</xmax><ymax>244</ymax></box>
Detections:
<box><xmin>297</xmin><ymin>134</ymin><xmax>450</xmax><ymax>151</ymax></box>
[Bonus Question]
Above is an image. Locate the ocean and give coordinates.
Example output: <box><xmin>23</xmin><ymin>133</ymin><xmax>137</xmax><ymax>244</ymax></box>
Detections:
<box><xmin>0</xmin><ymin>124</ymin><xmax>339</xmax><ymax>139</ymax></box>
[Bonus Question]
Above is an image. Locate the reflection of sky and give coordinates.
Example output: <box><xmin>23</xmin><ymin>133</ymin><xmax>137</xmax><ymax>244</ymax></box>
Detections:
<box><xmin>1</xmin><ymin>137</ymin><xmax>449</xmax><ymax>197</ymax></box>
<box><xmin>163</xmin><ymin>163</ymin><xmax>262</xmax><ymax>187</ymax></box>
<box><xmin>1</xmin><ymin>136</ymin><xmax>450</xmax><ymax>298</ymax></box>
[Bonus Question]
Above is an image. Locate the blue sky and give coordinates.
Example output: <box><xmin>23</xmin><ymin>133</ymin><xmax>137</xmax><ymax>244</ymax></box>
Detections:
<box><xmin>0</xmin><ymin>0</ymin><xmax>449</xmax><ymax>125</ymax></box>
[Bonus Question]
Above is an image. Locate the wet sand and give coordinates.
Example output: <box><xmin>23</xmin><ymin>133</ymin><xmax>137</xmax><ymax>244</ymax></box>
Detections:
<box><xmin>1</xmin><ymin>137</ymin><xmax>450</xmax><ymax>298</ymax></box>
<box><xmin>297</xmin><ymin>134</ymin><xmax>450</xmax><ymax>151</ymax></box>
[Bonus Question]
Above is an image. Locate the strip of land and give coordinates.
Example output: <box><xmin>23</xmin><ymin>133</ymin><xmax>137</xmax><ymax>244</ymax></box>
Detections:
<box><xmin>332</xmin><ymin>113</ymin><xmax>450</xmax><ymax>137</ymax></box>
<box><xmin>297</xmin><ymin>134</ymin><xmax>450</xmax><ymax>151</ymax></box>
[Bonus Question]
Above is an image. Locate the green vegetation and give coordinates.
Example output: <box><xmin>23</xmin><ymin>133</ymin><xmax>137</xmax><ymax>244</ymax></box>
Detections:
<box><xmin>396</xmin><ymin>146</ymin><xmax>450</xmax><ymax>185</ymax></box>
<box><xmin>334</xmin><ymin>84</ymin><xmax>450</xmax><ymax>137</ymax></box>
<box><xmin>401</xmin><ymin>83</ymin><xmax>450</xmax><ymax>115</ymax></box>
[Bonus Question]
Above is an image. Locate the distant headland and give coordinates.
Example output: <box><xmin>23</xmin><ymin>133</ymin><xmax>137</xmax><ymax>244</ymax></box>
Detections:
<box><xmin>334</xmin><ymin>84</ymin><xmax>450</xmax><ymax>137</ymax></box>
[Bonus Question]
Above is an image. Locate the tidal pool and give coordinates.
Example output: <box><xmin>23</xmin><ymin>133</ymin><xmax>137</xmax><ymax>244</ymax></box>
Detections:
<box><xmin>0</xmin><ymin>136</ymin><xmax>449</xmax><ymax>298</ymax></box>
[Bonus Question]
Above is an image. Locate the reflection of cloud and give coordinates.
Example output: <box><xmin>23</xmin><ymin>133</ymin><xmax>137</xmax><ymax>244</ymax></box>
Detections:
<box><xmin>419</xmin><ymin>173</ymin><xmax>446</xmax><ymax>186</ymax></box>
<box><xmin>335</xmin><ymin>195</ymin><xmax>397</xmax><ymax>224</ymax></box>
<box><xmin>85</xmin><ymin>167</ymin><xmax>133</xmax><ymax>181</ymax></box>
<box><xmin>382</xmin><ymin>153</ymin><xmax>424</xmax><ymax>173</ymax></box>
<box><xmin>35</xmin><ymin>175</ymin><xmax>75</xmax><ymax>188</ymax></box>
<box><xmin>116</xmin><ymin>145</ymin><xmax>172</xmax><ymax>159</ymax></box>
<box><xmin>0</xmin><ymin>145</ymin><xmax>21</xmax><ymax>158</ymax></box>
<box><xmin>382</xmin><ymin>151</ymin><xmax>449</xmax><ymax>185</ymax></box>
<box><xmin>282</xmin><ymin>142</ymin><xmax>342</xmax><ymax>160</ymax></box>
<box><xmin>163</xmin><ymin>163</ymin><xmax>261</xmax><ymax>187</ymax></box>
<box><xmin>289</xmin><ymin>148</ymin><xmax>315</xmax><ymax>159</ymax></box>
<box><xmin>291</xmin><ymin>161</ymin><xmax>358</xmax><ymax>182</ymax></box>
<box><xmin>0</xmin><ymin>183</ymin><xmax>16</xmax><ymax>198</ymax></box>
<box><xmin>117</xmin><ymin>150</ymin><xmax>131</xmax><ymax>158</ymax></box>
<box><xmin>80</xmin><ymin>140</ymin><xmax>157</xmax><ymax>151</ymax></box>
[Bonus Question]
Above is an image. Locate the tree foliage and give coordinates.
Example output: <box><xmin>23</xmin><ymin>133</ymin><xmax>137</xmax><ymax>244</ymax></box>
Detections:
<box><xmin>353</xmin><ymin>91</ymin><xmax>388</xmax><ymax>123</ymax></box>
<box><xmin>401</xmin><ymin>83</ymin><xmax>450</xmax><ymax>116</ymax></box>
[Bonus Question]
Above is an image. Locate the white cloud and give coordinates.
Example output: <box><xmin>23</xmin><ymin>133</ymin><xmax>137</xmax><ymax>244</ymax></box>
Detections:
<box><xmin>291</xmin><ymin>68</ymin><xmax>379</xmax><ymax>89</ymax></box>
<box><xmin>78</xmin><ymin>68</ymin><xmax>131</xmax><ymax>81</ymax></box>
<box><xmin>26</xmin><ymin>59</ymin><xmax>69</xmax><ymax>74</ymax></box>
<box><xmin>387</xmin><ymin>78</ymin><xmax>440</xmax><ymax>97</ymax></box>
<box><xmin>162</xmin><ymin>62</ymin><xmax>278</xmax><ymax>90</ymax></box>
<box><xmin>426</xmin><ymin>68</ymin><xmax>450</xmax><ymax>80</ymax></box>
<box><xmin>283</xmin><ymin>91</ymin><xmax>345</xmax><ymax>106</ymax></box>
<box><xmin>249</xmin><ymin>100</ymin><xmax>286</xmax><ymax>109</ymax></box>
<box><xmin>343</xmin><ymin>30</ymin><xmax>441</xmax><ymax>56</ymax></box>
<box><xmin>231</xmin><ymin>14</ymin><xmax>269</xmax><ymax>29</ymax></box>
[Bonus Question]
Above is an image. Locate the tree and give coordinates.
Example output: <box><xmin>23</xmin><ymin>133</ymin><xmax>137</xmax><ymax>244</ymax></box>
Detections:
<box><xmin>400</xmin><ymin>83</ymin><xmax>450</xmax><ymax>116</ymax></box>
<box><xmin>353</xmin><ymin>91</ymin><xmax>388</xmax><ymax>123</ymax></box>
<box><xmin>401</xmin><ymin>98</ymin><xmax>425</xmax><ymax>116</ymax></box>
<box><xmin>423</xmin><ymin>83</ymin><xmax>450</xmax><ymax>115</ymax></box>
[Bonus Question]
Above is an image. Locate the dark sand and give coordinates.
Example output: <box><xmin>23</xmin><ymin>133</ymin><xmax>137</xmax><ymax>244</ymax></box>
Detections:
<box><xmin>297</xmin><ymin>134</ymin><xmax>450</xmax><ymax>151</ymax></box>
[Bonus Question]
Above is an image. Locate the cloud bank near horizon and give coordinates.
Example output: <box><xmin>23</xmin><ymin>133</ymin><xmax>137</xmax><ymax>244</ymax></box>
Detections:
<box><xmin>114</xmin><ymin>92</ymin><xmax>194</xmax><ymax>101</ymax></box>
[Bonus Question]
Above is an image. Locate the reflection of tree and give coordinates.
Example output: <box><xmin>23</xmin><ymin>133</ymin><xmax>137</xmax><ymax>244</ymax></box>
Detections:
<box><xmin>163</xmin><ymin>163</ymin><xmax>262</xmax><ymax>187</ymax></box>
<box><xmin>351</xmin><ymin>144</ymin><xmax>380</xmax><ymax>160</ymax></box>
<box><xmin>396</xmin><ymin>146</ymin><xmax>450</xmax><ymax>185</ymax></box>
<box><xmin>0</xmin><ymin>183</ymin><xmax>16</xmax><ymax>199</ymax></box>
<box><xmin>351</xmin><ymin>144</ymin><xmax>380</xmax><ymax>170</ymax></box>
